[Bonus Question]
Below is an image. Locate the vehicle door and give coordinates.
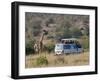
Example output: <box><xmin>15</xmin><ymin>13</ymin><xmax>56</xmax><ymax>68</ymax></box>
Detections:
<box><xmin>63</xmin><ymin>44</ymin><xmax>71</xmax><ymax>54</ymax></box>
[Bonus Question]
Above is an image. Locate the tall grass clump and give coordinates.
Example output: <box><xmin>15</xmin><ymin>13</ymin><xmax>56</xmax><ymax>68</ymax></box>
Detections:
<box><xmin>36</xmin><ymin>56</ymin><xmax>48</xmax><ymax>66</ymax></box>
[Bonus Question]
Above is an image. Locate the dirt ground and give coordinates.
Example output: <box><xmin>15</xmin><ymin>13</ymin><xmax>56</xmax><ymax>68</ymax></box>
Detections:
<box><xmin>25</xmin><ymin>52</ymin><xmax>89</xmax><ymax>68</ymax></box>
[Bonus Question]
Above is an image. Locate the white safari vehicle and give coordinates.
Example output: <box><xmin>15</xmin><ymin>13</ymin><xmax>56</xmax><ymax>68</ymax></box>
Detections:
<box><xmin>55</xmin><ymin>38</ymin><xmax>83</xmax><ymax>55</ymax></box>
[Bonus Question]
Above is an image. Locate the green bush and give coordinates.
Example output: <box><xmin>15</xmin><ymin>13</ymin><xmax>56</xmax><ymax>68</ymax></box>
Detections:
<box><xmin>71</xmin><ymin>27</ymin><xmax>82</xmax><ymax>38</ymax></box>
<box><xmin>36</xmin><ymin>56</ymin><xmax>48</xmax><ymax>66</ymax></box>
<box><xmin>44</xmin><ymin>43</ymin><xmax>55</xmax><ymax>53</ymax></box>
<box><xmin>81</xmin><ymin>36</ymin><xmax>89</xmax><ymax>50</ymax></box>
<box><xmin>26</xmin><ymin>40</ymin><xmax>35</xmax><ymax>55</ymax></box>
<box><xmin>82</xmin><ymin>39</ymin><xmax>89</xmax><ymax>49</ymax></box>
<box><xmin>55</xmin><ymin>56</ymin><xmax>65</xmax><ymax>64</ymax></box>
<box><xmin>47</xmin><ymin>35</ymin><xmax>54</xmax><ymax>39</ymax></box>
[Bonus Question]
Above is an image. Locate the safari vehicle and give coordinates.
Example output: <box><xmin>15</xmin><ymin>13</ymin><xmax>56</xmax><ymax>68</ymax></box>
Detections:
<box><xmin>55</xmin><ymin>38</ymin><xmax>83</xmax><ymax>55</ymax></box>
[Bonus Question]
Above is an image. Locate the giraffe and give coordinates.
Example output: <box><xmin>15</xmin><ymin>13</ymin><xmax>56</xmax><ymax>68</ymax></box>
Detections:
<box><xmin>34</xmin><ymin>30</ymin><xmax>48</xmax><ymax>54</ymax></box>
<box><xmin>39</xmin><ymin>30</ymin><xmax>48</xmax><ymax>53</ymax></box>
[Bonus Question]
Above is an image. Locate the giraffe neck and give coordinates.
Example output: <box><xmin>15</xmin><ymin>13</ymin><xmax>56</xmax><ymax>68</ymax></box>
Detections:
<box><xmin>39</xmin><ymin>33</ymin><xmax>44</xmax><ymax>43</ymax></box>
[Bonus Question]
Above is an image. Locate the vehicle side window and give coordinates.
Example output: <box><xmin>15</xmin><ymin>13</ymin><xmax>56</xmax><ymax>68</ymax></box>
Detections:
<box><xmin>64</xmin><ymin>45</ymin><xmax>71</xmax><ymax>49</ymax></box>
<box><xmin>77</xmin><ymin>44</ymin><xmax>82</xmax><ymax>48</ymax></box>
<box><xmin>73</xmin><ymin>45</ymin><xmax>77</xmax><ymax>49</ymax></box>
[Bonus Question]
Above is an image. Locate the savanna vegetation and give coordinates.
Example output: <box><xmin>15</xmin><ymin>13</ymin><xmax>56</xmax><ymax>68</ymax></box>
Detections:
<box><xmin>25</xmin><ymin>52</ymin><xmax>89</xmax><ymax>68</ymax></box>
<box><xmin>25</xmin><ymin>12</ymin><xmax>89</xmax><ymax>68</ymax></box>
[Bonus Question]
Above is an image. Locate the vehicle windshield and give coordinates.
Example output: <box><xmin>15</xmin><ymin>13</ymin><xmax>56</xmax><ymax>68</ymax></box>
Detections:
<box><xmin>55</xmin><ymin>44</ymin><xmax>63</xmax><ymax>50</ymax></box>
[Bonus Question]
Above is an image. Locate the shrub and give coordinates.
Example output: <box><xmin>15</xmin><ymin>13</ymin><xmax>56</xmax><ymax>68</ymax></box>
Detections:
<box><xmin>47</xmin><ymin>35</ymin><xmax>54</xmax><ymax>39</ymax></box>
<box><xmin>55</xmin><ymin>56</ymin><xmax>65</xmax><ymax>64</ymax></box>
<box><xmin>71</xmin><ymin>27</ymin><xmax>82</xmax><ymax>38</ymax></box>
<box><xmin>44</xmin><ymin>43</ymin><xmax>55</xmax><ymax>53</ymax></box>
<box><xmin>82</xmin><ymin>39</ymin><xmax>89</xmax><ymax>50</ymax></box>
<box><xmin>81</xmin><ymin>36</ymin><xmax>89</xmax><ymax>50</ymax></box>
<box><xmin>26</xmin><ymin>40</ymin><xmax>35</xmax><ymax>55</ymax></box>
<box><xmin>36</xmin><ymin>56</ymin><xmax>48</xmax><ymax>66</ymax></box>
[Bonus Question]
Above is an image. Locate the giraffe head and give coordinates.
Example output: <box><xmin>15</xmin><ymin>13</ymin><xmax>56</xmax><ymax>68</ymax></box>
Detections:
<box><xmin>43</xmin><ymin>29</ymin><xmax>48</xmax><ymax>35</ymax></box>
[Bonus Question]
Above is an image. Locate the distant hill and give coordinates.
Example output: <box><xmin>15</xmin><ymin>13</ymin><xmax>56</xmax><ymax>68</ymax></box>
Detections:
<box><xmin>25</xmin><ymin>12</ymin><xmax>89</xmax><ymax>45</ymax></box>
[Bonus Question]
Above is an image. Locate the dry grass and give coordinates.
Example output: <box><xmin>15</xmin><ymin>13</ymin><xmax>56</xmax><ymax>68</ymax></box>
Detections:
<box><xmin>25</xmin><ymin>52</ymin><xmax>89</xmax><ymax>68</ymax></box>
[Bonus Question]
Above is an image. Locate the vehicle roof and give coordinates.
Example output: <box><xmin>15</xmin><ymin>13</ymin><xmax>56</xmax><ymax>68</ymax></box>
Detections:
<box><xmin>55</xmin><ymin>43</ymin><xmax>76</xmax><ymax>45</ymax></box>
<box><xmin>61</xmin><ymin>38</ymin><xmax>78</xmax><ymax>41</ymax></box>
